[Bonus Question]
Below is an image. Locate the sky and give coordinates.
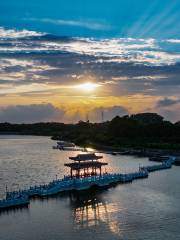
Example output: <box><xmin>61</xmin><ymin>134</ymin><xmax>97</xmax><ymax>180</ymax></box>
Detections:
<box><xmin>0</xmin><ymin>0</ymin><xmax>180</xmax><ymax>123</ymax></box>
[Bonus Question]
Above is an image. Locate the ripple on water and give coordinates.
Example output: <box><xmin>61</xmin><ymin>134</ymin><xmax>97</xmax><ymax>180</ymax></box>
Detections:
<box><xmin>0</xmin><ymin>135</ymin><xmax>179</xmax><ymax>240</ymax></box>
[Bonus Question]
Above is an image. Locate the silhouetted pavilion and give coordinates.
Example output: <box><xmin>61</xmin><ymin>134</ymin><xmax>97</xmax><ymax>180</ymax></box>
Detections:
<box><xmin>64</xmin><ymin>153</ymin><xmax>108</xmax><ymax>178</ymax></box>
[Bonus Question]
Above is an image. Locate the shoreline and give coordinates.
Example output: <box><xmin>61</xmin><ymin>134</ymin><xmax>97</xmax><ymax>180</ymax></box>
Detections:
<box><xmin>1</xmin><ymin>133</ymin><xmax>179</xmax><ymax>157</ymax></box>
<box><xmin>80</xmin><ymin>142</ymin><xmax>180</xmax><ymax>157</ymax></box>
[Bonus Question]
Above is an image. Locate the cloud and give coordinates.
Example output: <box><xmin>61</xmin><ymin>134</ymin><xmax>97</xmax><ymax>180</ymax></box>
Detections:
<box><xmin>0</xmin><ymin>102</ymin><xmax>179</xmax><ymax>123</ymax></box>
<box><xmin>0</xmin><ymin>103</ymin><xmax>129</xmax><ymax>123</ymax></box>
<box><xmin>156</xmin><ymin>97</ymin><xmax>180</xmax><ymax>107</ymax></box>
<box><xmin>61</xmin><ymin>105</ymin><xmax>129</xmax><ymax>123</ymax></box>
<box><xmin>0</xmin><ymin>27</ymin><xmax>180</xmax><ymax>66</ymax></box>
<box><xmin>0</xmin><ymin>58</ymin><xmax>57</xmax><ymax>86</ymax></box>
<box><xmin>90</xmin><ymin>106</ymin><xmax>129</xmax><ymax>122</ymax></box>
<box><xmin>0</xmin><ymin>33</ymin><xmax>179</xmax><ymax>66</ymax></box>
<box><xmin>0</xmin><ymin>27</ymin><xmax>180</xmax><ymax>122</ymax></box>
<box><xmin>0</xmin><ymin>104</ymin><xmax>64</xmax><ymax>123</ymax></box>
<box><xmin>164</xmin><ymin>39</ymin><xmax>180</xmax><ymax>43</ymax></box>
<box><xmin>0</xmin><ymin>27</ymin><xmax>45</xmax><ymax>38</ymax></box>
<box><xmin>158</xmin><ymin>109</ymin><xmax>180</xmax><ymax>123</ymax></box>
<box><xmin>23</xmin><ymin>18</ymin><xmax>112</xmax><ymax>31</ymax></box>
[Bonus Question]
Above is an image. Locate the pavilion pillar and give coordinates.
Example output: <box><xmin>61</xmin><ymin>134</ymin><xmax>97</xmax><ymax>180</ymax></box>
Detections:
<box><xmin>78</xmin><ymin>169</ymin><xmax>80</xmax><ymax>178</ymax></box>
<box><xmin>70</xmin><ymin>168</ymin><xmax>73</xmax><ymax>178</ymax></box>
<box><xmin>100</xmin><ymin>166</ymin><xmax>102</xmax><ymax>176</ymax></box>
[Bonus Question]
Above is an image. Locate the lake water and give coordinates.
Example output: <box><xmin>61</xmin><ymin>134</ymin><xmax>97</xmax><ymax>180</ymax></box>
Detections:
<box><xmin>0</xmin><ymin>135</ymin><xmax>179</xmax><ymax>240</ymax></box>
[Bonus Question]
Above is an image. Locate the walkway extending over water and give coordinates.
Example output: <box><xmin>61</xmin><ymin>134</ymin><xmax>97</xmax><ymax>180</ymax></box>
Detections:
<box><xmin>0</xmin><ymin>157</ymin><xmax>176</xmax><ymax>210</ymax></box>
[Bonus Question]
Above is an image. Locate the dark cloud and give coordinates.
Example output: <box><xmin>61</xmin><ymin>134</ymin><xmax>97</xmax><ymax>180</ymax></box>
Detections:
<box><xmin>156</xmin><ymin>98</ymin><xmax>180</xmax><ymax>107</ymax></box>
<box><xmin>0</xmin><ymin>104</ymin><xmax>64</xmax><ymax>123</ymax></box>
<box><xmin>0</xmin><ymin>104</ymin><xmax>129</xmax><ymax>123</ymax></box>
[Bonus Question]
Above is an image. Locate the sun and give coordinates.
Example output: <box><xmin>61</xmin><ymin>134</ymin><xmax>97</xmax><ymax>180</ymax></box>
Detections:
<box><xmin>77</xmin><ymin>82</ymin><xmax>100</xmax><ymax>92</ymax></box>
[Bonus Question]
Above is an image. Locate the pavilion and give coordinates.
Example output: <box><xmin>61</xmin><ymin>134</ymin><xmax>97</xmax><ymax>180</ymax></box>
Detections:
<box><xmin>64</xmin><ymin>153</ymin><xmax>108</xmax><ymax>178</ymax></box>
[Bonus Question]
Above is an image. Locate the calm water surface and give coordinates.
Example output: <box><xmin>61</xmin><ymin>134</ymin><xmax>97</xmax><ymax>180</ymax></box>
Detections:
<box><xmin>0</xmin><ymin>135</ymin><xmax>179</xmax><ymax>240</ymax></box>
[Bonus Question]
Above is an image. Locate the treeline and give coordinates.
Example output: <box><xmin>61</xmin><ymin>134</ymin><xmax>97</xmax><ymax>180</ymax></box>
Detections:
<box><xmin>0</xmin><ymin>113</ymin><xmax>180</xmax><ymax>150</ymax></box>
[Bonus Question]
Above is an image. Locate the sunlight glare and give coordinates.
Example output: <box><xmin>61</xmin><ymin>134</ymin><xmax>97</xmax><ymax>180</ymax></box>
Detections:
<box><xmin>76</xmin><ymin>82</ymin><xmax>100</xmax><ymax>92</ymax></box>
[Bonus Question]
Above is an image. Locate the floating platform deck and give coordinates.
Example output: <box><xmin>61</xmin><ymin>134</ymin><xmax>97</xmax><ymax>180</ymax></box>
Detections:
<box><xmin>0</xmin><ymin>157</ymin><xmax>176</xmax><ymax>210</ymax></box>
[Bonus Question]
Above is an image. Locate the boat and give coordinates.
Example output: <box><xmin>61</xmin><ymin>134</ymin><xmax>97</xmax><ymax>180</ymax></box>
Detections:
<box><xmin>69</xmin><ymin>153</ymin><xmax>103</xmax><ymax>161</ymax></box>
<box><xmin>53</xmin><ymin>141</ymin><xmax>76</xmax><ymax>150</ymax></box>
<box><xmin>57</xmin><ymin>141</ymin><xmax>75</xmax><ymax>148</ymax></box>
<box><xmin>149</xmin><ymin>155</ymin><xmax>170</xmax><ymax>162</ymax></box>
<box><xmin>111</xmin><ymin>152</ymin><xmax>117</xmax><ymax>155</ymax></box>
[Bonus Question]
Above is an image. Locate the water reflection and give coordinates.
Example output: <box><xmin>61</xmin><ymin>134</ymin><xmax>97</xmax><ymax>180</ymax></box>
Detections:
<box><xmin>1</xmin><ymin>136</ymin><xmax>179</xmax><ymax>240</ymax></box>
<box><xmin>70</xmin><ymin>189</ymin><xmax>109</xmax><ymax>228</ymax></box>
<box><xmin>0</xmin><ymin>204</ymin><xmax>29</xmax><ymax>216</ymax></box>
<box><xmin>69</xmin><ymin>189</ymin><xmax>122</xmax><ymax>237</ymax></box>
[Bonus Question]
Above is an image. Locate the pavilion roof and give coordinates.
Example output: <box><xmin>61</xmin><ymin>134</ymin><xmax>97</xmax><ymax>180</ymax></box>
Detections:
<box><xmin>69</xmin><ymin>153</ymin><xmax>103</xmax><ymax>161</ymax></box>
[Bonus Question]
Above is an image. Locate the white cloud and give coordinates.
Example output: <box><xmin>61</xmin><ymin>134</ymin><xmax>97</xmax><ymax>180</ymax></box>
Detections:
<box><xmin>0</xmin><ymin>27</ymin><xmax>45</xmax><ymax>38</ymax></box>
<box><xmin>164</xmin><ymin>39</ymin><xmax>180</xmax><ymax>43</ymax></box>
<box><xmin>39</xmin><ymin>38</ymin><xmax>180</xmax><ymax>66</ymax></box>
<box><xmin>0</xmin><ymin>58</ymin><xmax>57</xmax><ymax>83</ymax></box>
<box><xmin>23</xmin><ymin>18</ymin><xmax>112</xmax><ymax>31</ymax></box>
<box><xmin>111</xmin><ymin>75</ymin><xmax>167</xmax><ymax>82</ymax></box>
<box><xmin>0</xmin><ymin>28</ymin><xmax>179</xmax><ymax>66</ymax></box>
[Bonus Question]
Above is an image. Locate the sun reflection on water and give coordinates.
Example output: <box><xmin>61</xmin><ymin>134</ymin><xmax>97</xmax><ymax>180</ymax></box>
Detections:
<box><xmin>69</xmin><ymin>190</ymin><xmax>123</xmax><ymax>236</ymax></box>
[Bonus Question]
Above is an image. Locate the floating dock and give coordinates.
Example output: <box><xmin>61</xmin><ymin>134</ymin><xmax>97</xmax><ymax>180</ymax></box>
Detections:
<box><xmin>0</xmin><ymin>155</ymin><xmax>176</xmax><ymax>210</ymax></box>
<box><xmin>0</xmin><ymin>194</ymin><xmax>29</xmax><ymax>209</ymax></box>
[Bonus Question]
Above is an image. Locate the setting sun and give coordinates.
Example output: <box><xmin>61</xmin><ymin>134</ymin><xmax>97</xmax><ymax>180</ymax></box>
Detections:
<box><xmin>76</xmin><ymin>82</ymin><xmax>100</xmax><ymax>92</ymax></box>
